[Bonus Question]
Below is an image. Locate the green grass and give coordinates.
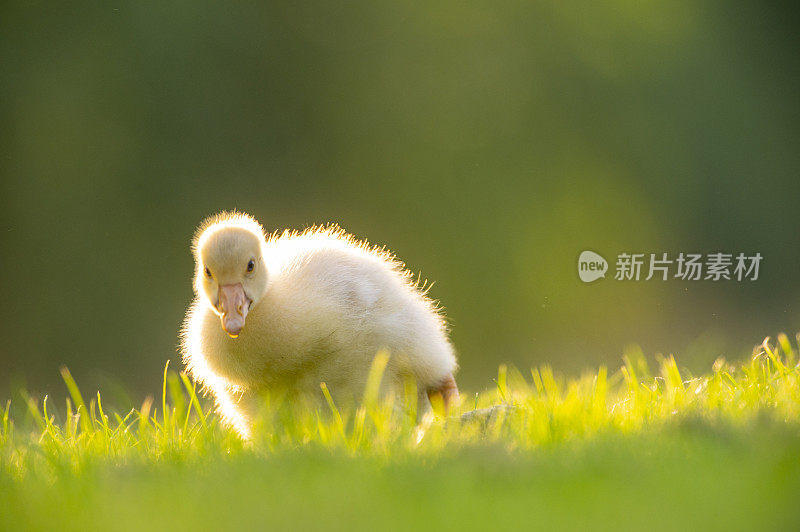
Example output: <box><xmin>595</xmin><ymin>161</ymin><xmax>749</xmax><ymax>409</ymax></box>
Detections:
<box><xmin>2</xmin><ymin>336</ymin><xmax>800</xmax><ymax>531</ymax></box>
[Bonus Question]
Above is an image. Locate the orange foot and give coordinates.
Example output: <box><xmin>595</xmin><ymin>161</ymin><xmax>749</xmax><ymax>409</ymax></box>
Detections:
<box><xmin>427</xmin><ymin>373</ymin><xmax>459</xmax><ymax>415</ymax></box>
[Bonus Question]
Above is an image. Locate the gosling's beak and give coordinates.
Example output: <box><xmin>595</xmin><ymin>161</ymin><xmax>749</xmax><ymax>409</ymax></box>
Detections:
<box><xmin>217</xmin><ymin>283</ymin><xmax>251</xmax><ymax>338</ymax></box>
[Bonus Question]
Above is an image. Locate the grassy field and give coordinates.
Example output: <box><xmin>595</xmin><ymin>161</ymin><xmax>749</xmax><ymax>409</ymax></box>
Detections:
<box><xmin>2</xmin><ymin>336</ymin><xmax>800</xmax><ymax>531</ymax></box>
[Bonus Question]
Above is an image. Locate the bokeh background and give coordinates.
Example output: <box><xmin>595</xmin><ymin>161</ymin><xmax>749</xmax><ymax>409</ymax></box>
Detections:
<box><xmin>2</xmin><ymin>1</ymin><xmax>799</xmax><ymax>401</ymax></box>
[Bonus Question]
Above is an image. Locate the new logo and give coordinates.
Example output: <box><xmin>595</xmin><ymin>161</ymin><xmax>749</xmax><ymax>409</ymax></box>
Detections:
<box><xmin>578</xmin><ymin>250</ymin><xmax>608</xmax><ymax>283</ymax></box>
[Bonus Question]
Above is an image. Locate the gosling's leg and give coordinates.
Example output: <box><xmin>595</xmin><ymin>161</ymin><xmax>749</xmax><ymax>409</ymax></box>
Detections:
<box><xmin>427</xmin><ymin>373</ymin><xmax>459</xmax><ymax>415</ymax></box>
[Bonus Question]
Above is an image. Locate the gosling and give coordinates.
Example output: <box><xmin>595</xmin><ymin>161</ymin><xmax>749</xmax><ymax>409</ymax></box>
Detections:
<box><xmin>181</xmin><ymin>212</ymin><xmax>458</xmax><ymax>437</ymax></box>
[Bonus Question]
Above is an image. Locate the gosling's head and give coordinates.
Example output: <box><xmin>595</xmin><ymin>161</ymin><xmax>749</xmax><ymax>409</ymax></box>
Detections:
<box><xmin>193</xmin><ymin>212</ymin><xmax>268</xmax><ymax>338</ymax></box>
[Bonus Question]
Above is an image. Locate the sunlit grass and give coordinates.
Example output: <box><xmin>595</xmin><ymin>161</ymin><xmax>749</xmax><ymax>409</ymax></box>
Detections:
<box><xmin>2</xmin><ymin>335</ymin><xmax>800</xmax><ymax>530</ymax></box>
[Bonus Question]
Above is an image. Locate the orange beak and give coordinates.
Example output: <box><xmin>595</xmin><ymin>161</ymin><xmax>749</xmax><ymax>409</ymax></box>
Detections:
<box><xmin>217</xmin><ymin>283</ymin><xmax>250</xmax><ymax>338</ymax></box>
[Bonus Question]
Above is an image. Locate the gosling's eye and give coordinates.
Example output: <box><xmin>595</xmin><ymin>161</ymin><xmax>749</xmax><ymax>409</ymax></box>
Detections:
<box><xmin>204</xmin><ymin>266</ymin><xmax>212</xmax><ymax>279</ymax></box>
<box><xmin>246</xmin><ymin>259</ymin><xmax>255</xmax><ymax>273</ymax></box>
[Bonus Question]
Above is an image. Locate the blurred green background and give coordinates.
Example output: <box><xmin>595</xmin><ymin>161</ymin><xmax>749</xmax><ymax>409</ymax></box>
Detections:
<box><xmin>1</xmin><ymin>1</ymin><xmax>799</xmax><ymax>400</ymax></box>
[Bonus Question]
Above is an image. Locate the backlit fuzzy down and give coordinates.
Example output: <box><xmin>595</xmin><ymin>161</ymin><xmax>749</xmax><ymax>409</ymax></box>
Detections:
<box><xmin>181</xmin><ymin>212</ymin><xmax>458</xmax><ymax>437</ymax></box>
